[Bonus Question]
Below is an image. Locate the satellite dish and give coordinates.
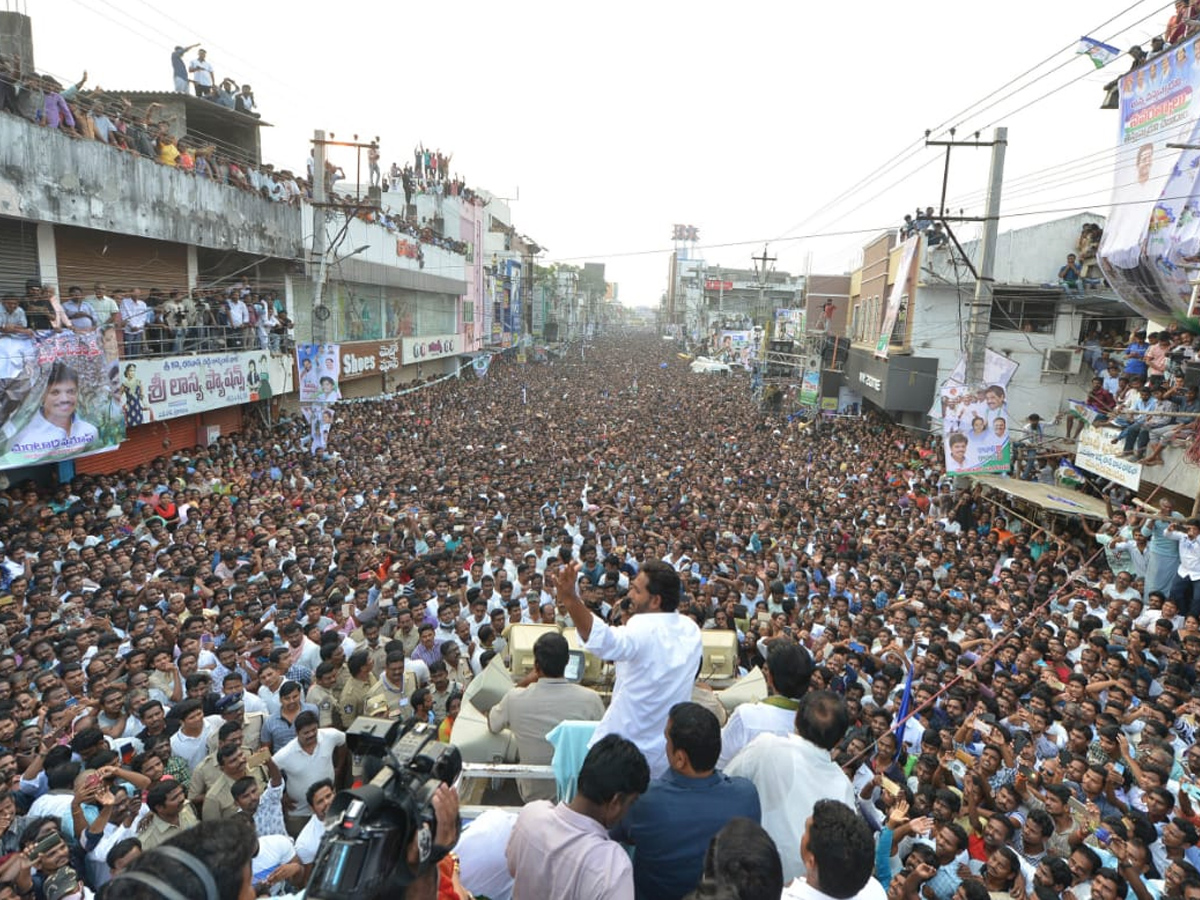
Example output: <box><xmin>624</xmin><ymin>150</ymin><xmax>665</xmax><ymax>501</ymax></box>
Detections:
<box><xmin>314</xmin><ymin>304</ymin><xmax>332</xmax><ymax>322</ymax></box>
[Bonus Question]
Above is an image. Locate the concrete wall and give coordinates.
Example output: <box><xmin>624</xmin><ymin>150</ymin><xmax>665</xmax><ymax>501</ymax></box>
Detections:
<box><xmin>301</xmin><ymin>209</ymin><xmax>466</xmax><ymax>284</ymax></box>
<box><xmin>857</xmin><ymin>232</ymin><xmax>894</xmax><ymax>343</ymax></box>
<box><xmin>805</xmin><ymin>273</ymin><xmax>851</xmax><ymax>335</ymax></box>
<box><xmin>0</xmin><ymin>13</ymin><xmax>33</xmax><ymax>70</ymax></box>
<box><xmin>926</xmin><ymin>213</ymin><xmax>1104</xmax><ymax>286</ymax></box>
<box><xmin>0</xmin><ymin>114</ymin><xmax>303</xmax><ymax>259</ymax></box>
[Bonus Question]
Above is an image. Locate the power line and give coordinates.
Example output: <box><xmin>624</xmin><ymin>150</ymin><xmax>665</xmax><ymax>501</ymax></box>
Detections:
<box><xmin>771</xmin><ymin>0</ymin><xmax>1169</xmax><ymax>248</ymax></box>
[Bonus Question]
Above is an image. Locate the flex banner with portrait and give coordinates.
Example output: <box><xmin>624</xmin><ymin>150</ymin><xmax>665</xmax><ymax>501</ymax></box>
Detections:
<box><xmin>301</xmin><ymin>403</ymin><xmax>334</xmax><ymax>454</ymax></box>
<box><xmin>296</xmin><ymin>344</ymin><xmax>341</xmax><ymax>404</ymax></box>
<box><xmin>936</xmin><ymin>351</ymin><xmax>1020</xmax><ymax>476</ymax></box>
<box><xmin>0</xmin><ymin>332</ymin><xmax>123</xmax><ymax>469</ymax></box>
<box><xmin>1098</xmin><ymin>35</ymin><xmax>1200</xmax><ymax>320</ymax></box>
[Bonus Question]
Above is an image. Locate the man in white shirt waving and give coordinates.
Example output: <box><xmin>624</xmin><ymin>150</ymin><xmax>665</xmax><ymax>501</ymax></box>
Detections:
<box><xmin>1166</xmin><ymin>518</ymin><xmax>1200</xmax><ymax>618</ymax></box>
<box><xmin>558</xmin><ymin>557</ymin><xmax>702</xmax><ymax>778</ymax></box>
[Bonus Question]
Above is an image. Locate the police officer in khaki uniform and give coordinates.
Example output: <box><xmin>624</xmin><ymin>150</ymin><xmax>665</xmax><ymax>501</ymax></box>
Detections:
<box><xmin>337</xmin><ymin>649</ymin><xmax>376</xmax><ymax>729</ymax></box>
<box><xmin>306</xmin><ymin>661</ymin><xmax>343</xmax><ymax>730</ymax></box>
<box><xmin>365</xmin><ymin>650</ymin><xmax>420</xmax><ymax>719</ymax></box>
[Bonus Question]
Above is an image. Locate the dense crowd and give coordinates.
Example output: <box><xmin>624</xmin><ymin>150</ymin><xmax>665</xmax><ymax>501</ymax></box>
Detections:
<box><xmin>0</xmin><ymin>334</ymin><xmax>1199</xmax><ymax>900</ymax></box>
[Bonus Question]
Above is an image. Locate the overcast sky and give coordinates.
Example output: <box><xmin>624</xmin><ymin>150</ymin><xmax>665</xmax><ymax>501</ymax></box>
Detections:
<box><xmin>21</xmin><ymin>0</ymin><xmax>1172</xmax><ymax>305</ymax></box>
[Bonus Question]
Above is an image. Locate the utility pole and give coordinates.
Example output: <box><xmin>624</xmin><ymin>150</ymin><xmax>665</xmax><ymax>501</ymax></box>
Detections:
<box><xmin>310</xmin><ymin>130</ymin><xmax>329</xmax><ymax>343</ymax></box>
<box><xmin>309</xmin><ymin>130</ymin><xmax>381</xmax><ymax>343</ymax></box>
<box><xmin>751</xmin><ymin>244</ymin><xmax>776</xmax><ymax>326</ymax></box>
<box><xmin>966</xmin><ymin>127</ymin><xmax>1007</xmax><ymax>384</ymax></box>
<box><xmin>924</xmin><ymin>127</ymin><xmax>1008</xmax><ymax>384</ymax></box>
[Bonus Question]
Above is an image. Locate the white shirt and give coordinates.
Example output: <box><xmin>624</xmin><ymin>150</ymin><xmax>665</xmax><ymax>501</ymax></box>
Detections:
<box><xmin>119</xmin><ymin>297</ymin><xmax>150</xmax><ymax>331</ymax></box>
<box><xmin>170</xmin><ymin>724</ymin><xmax>214</xmax><ymax>769</ymax></box>
<box><xmin>724</xmin><ymin>732</ymin><xmax>858</xmax><ymax>883</ymax></box>
<box><xmin>457</xmin><ymin>808</ymin><xmax>517</xmax><ymax>900</ymax></box>
<box><xmin>273</xmin><ymin>728</ymin><xmax>346</xmax><ymax>816</ymax></box>
<box><xmin>189</xmin><ymin>57</ymin><xmax>214</xmax><ymax>88</ymax></box>
<box><xmin>717</xmin><ymin>700</ymin><xmax>798</xmax><ymax>770</ymax></box>
<box><xmin>583</xmin><ymin>610</ymin><xmax>703</xmax><ymax>778</ymax></box>
<box><xmin>29</xmin><ymin>792</ymin><xmax>78</xmax><ymax>839</ymax></box>
<box><xmin>288</xmin><ymin>637</ymin><xmax>322</xmax><ymax>672</ymax></box>
<box><xmin>251</xmin><ymin>833</ymin><xmax>296</xmax><ymax>889</ymax></box>
<box><xmin>258</xmin><ymin>685</ymin><xmax>282</xmax><ymax>717</ymax></box>
<box><xmin>227</xmin><ymin>298</ymin><xmax>249</xmax><ymax>328</ymax></box>
<box><xmin>782</xmin><ymin>874</ymin><xmax>888</xmax><ymax>900</ymax></box>
<box><xmin>294</xmin><ymin>813</ymin><xmax>326</xmax><ymax>865</ymax></box>
<box><xmin>9</xmin><ymin>411</ymin><xmax>99</xmax><ymax>458</ymax></box>
<box><xmin>1167</xmin><ymin>529</ymin><xmax>1200</xmax><ymax>580</ymax></box>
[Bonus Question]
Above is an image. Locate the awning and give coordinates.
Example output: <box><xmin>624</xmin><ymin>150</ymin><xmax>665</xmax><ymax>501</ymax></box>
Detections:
<box><xmin>970</xmin><ymin>475</ymin><xmax>1110</xmax><ymax>520</ymax></box>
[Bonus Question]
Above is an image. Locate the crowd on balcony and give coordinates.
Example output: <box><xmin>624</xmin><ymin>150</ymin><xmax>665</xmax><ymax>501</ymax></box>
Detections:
<box><xmin>0</xmin><ymin>49</ymin><xmax>309</xmax><ymax>209</ymax></box>
<box><xmin>0</xmin><ymin>47</ymin><xmax>481</xmax><ymax>266</ymax></box>
<box><xmin>0</xmin><ymin>280</ymin><xmax>294</xmax><ymax>359</ymax></box>
<box><xmin>1102</xmin><ymin>3</ymin><xmax>1200</xmax><ymax>105</ymax></box>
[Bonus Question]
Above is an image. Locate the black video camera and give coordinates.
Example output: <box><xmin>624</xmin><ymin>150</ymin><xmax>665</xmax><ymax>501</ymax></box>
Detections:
<box><xmin>306</xmin><ymin>719</ymin><xmax>461</xmax><ymax>899</ymax></box>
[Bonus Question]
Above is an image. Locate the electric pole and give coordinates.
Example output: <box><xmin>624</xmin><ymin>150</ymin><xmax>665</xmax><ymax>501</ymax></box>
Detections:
<box><xmin>310</xmin><ymin>129</ymin><xmax>328</xmax><ymax>343</ymax></box>
<box><xmin>924</xmin><ymin>127</ymin><xmax>1009</xmax><ymax>384</ymax></box>
<box><xmin>966</xmin><ymin>127</ymin><xmax>1007</xmax><ymax>384</ymax></box>
<box><xmin>751</xmin><ymin>244</ymin><xmax>776</xmax><ymax>333</ymax></box>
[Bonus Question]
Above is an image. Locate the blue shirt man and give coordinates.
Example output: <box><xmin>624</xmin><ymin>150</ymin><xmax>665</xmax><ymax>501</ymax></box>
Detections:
<box><xmin>1124</xmin><ymin>335</ymin><xmax>1149</xmax><ymax>378</ymax></box>
<box><xmin>610</xmin><ymin>702</ymin><xmax>761</xmax><ymax>900</ymax></box>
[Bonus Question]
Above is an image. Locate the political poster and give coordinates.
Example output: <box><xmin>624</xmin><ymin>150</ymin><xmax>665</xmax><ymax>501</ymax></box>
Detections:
<box><xmin>1098</xmin><ymin>35</ymin><xmax>1200</xmax><ymax>320</ymax></box>
<box><xmin>0</xmin><ymin>331</ymin><xmax>123</xmax><ymax>469</ymax></box>
<box><xmin>132</xmin><ymin>351</ymin><xmax>292</xmax><ymax>423</ymax></box>
<box><xmin>936</xmin><ymin>351</ymin><xmax>1019</xmax><ymax>476</ymax></box>
<box><xmin>296</xmin><ymin>344</ymin><xmax>341</xmax><ymax>403</ymax></box>
<box><xmin>715</xmin><ymin>330</ymin><xmax>757</xmax><ymax>367</ymax></box>
<box><xmin>836</xmin><ymin>388</ymin><xmax>863</xmax><ymax>415</ymax></box>
<box><xmin>1075</xmin><ymin>425</ymin><xmax>1142</xmax><ymax>490</ymax></box>
<box><xmin>799</xmin><ymin>369</ymin><xmax>820</xmax><ymax>408</ymax></box>
<box><xmin>301</xmin><ymin>404</ymin><xmax>334</xmax><ymax>454</ymax></box>
<box><xmin>774</xmin><ymin>309</ymin><xmax>807</xmax><ymax>341</ymax></box>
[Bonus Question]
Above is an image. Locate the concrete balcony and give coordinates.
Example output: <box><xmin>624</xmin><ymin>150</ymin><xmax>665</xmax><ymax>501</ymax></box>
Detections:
<box><xmin>0</xmin><ymin>113</ymin><xmax>303</xmax><ymax>259</ymax></box>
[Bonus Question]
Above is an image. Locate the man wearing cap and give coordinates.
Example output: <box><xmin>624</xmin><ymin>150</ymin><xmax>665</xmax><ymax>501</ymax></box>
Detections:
<box><xmin>217</xmin><ymin>677</ymin><xmax>268</xmax><ymax>747</ymax></box>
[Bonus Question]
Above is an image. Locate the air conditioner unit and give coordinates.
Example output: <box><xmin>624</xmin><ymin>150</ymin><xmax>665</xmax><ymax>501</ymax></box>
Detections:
<box><xmin>1042</xmin><ymin>347</ymin><xmax>1083</xmax><ymax>375</ymax></box>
